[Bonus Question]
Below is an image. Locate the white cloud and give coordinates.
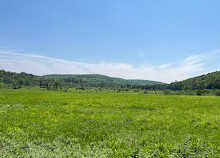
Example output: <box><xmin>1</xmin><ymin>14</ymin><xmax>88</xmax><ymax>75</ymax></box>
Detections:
<box><xmin>183</xmin><ymin>50</ymin><xmax>220</xmax><ymax>66</ymax></box>
<box><xmin>0</xmin><ymin>49</ymin><xmax>220</xmax><ymax>83</ymax></box>
<box><xmin>158</xmin><ymin>63</ymin><xmax>173</xmax><ymax>69</ymax></box>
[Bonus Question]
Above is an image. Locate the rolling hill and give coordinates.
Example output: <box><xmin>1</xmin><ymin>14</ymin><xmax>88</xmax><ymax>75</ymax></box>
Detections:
<box><xmin>1</xmin><ymin>70</ymin><xmax>220</xmax><ymax>90</ymax></box>
<box><xmin>43</xmin><ymin>74</ymin><xmax>164</xmax><ymax>87</ymax></box>
<box><xmin>0</xmin><ymin>70</ymin><xmax>164</xmax><ymax>89</ymax></box>
<box><xmin>167</xmin><ymin>71</ymin><xmax>220</xmax><ymax>90</ymax></box>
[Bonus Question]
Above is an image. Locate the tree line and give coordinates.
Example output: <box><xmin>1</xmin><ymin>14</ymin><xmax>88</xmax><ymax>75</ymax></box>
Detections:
<box><xmin>0</xmin><ymin>70</ymin><xmax>220</xmax><ymax>94</ymax></box>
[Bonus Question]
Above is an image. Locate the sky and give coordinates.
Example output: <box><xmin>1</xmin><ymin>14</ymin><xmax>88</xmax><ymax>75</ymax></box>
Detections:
<box><xmin>0</xmin><ymin>0</ymin><xmax>220</xmax><ymax>83</ymax></box>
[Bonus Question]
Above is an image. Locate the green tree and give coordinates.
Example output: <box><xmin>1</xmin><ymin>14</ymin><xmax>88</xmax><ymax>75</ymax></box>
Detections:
<box><xmin>196</xmin><ymin>89</ymin><xmax>202</xmax><ymax>96</ymax></box>
<box><xmin>0</xmin><ymin>66</ymin><xmax>4</xmax><ymax>88</ymax></box>
<box><xmin>53</xmin><ymin>80</ymin><xmax>60</xmax><ymax>89</ymax></box>
<box><xmin>216</xmin><ymin>90</ymin><xmax>220</xmax><ymax>96</ymax></box>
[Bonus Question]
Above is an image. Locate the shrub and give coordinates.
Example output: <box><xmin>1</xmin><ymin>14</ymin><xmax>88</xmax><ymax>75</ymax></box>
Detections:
<box><xmin>196</xmin><ymin>90</ymin><xmax>202</xmax><ymax>96</ymax></box>
<box><xmin>144</xmin><ymin>91</ymin><xmax>148</xmax><ymax>94</ymax></box>
<box><xmin>216</xmin><ymin>90</ymin><xmax>220</xmax><ymax>96</ymax></box>
<box><xmin>163</xmin><ymin>89</ymin><xmax>172</xmax><ymax>95</ymax></box>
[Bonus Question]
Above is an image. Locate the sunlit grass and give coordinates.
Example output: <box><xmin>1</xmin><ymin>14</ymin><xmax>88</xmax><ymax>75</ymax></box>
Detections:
<box><xmin>0</xmin><ymin>88</ymin><xmax>219</xmax><ymax>157</ymax></box>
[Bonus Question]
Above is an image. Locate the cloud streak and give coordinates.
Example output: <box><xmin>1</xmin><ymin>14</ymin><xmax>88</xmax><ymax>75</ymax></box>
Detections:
<box><xmin>0</xmin><ymin>49</ymin><xmax>220</xmax><ymax>83</ymax></box>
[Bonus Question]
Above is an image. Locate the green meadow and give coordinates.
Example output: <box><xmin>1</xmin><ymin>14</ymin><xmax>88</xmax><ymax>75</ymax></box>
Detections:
<box><xmin>0</xmin><ymin>89</ymin><xmax>219</xmax><ymax>157</ymax></box>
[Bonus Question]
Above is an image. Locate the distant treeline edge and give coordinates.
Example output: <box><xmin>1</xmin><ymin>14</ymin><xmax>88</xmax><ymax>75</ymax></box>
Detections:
<box><xmin>0</xmin><ymin>70</ymin><xmax>220</xmax><ymax>91</ymax></box>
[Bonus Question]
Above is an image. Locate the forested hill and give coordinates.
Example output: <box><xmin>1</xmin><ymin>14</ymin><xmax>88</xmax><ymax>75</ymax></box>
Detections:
<box><xmin>0</xmin><ymin>70</ymin><xmax>42</xmax><ymax>89</ymax></box>
<box><xmin>167</xmin><ymin>71</ymin><xmax>220</xmax><ymax>90</ymax></box>
<box><xmin>0</xmin><ymin>70</ymin><xmax>164</xmax><ymax>89</ymax></box>
<box><xmin>1</xmin><ymin>70</ymin><xmax>219</xmax><ymax>90</ymax></box>
<box><xmin>43</xmin><ymin>74</ymin><xmax>164</xmax><ymax>87</ymax></box>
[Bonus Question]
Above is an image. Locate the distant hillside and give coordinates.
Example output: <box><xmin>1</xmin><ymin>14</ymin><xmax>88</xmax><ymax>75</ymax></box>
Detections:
<box><xmin>43</xmin><ymin>74</ymin><xmax>164</xmax><ymax>87</ymax></box>
<box><xmin>1</xmin><ymin>70</ymin><xmax>219</xmax><ymax>90</ymax></box>
<box><xmin>167</xmin><ymin>71</ymin><xmax>220</xmax><ymax>90</ymax></box>
<box><xmin>0</xmin><ymin>70</ymin><xmax>164</xmax><ymax>89</ymax></box>
<box><xmin>0</xmin><ymin>70</ymin><xmax>42</xmax><ymax>89</ymax></box>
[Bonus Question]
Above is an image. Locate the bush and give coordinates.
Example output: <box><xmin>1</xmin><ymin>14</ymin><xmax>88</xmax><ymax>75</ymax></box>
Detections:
<box><xmin>163</xmin><ymin>89</ymin><xmax>172</xmax><ymax>95</ymax></box>
<box><xmin>216</xmin><ymin>90</ymin><xmax>220</xmax><ymax>96</ymax></box>
<box><xmin>201</xmin><ymin>89</ymin><xmax>211</xmax><ymax>94</ymax></box>
<box><xmin>196</xmin><ymin>90</ymin><xmax>202</xmax><ymax>96</ymax></box>
<box><xmin>144</xmin><ymin>91</ymin><xmax>148</xmax><ymax>94</ymax></box>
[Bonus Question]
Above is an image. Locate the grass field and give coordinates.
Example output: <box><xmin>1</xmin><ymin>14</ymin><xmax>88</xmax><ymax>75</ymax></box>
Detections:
<box><xmin>0</xmin><ymin>88</ymin><xmax>219</xmax><ymax>157</ymax></box>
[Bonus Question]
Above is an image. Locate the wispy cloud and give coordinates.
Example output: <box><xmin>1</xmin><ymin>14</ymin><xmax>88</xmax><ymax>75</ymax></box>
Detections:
<box><xmin>183</xmin><ymin>50</ymin><xmax>220</xmax><ymax>66</ymax></box>
<box><xmin>158</xmin><ymin>63</ymin><xmax>173</xmax><ymax>69</ymax></box>
<box><xmin>0</xmin><ymin>49</ymin><xmax>219</xmax><ymax>83</ymax></box>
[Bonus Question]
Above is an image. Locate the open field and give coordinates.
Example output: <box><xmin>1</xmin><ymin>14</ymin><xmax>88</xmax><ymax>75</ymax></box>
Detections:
<box><xmin>0</xmin><ymin>88</ymin><xmax>219</xmax><ymax>157</ymax></box>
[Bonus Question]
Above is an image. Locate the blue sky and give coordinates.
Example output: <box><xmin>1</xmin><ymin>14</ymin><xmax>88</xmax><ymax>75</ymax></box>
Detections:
<box><xmin>0</xmin><ymin>0</ymin><xmax>220</xmax><ymax>83</ymax></box>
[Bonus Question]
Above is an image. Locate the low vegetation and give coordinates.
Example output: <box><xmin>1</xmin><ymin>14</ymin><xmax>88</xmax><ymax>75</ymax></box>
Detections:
<box><xmin>0</xmin><ymin>88</ymin><xmax>219</xmax><ymax>157</ymax></box>
<box><xmin>0</xmin><ymin>70</ymin><xmax>219</xmax><ymax>157</ymax></box>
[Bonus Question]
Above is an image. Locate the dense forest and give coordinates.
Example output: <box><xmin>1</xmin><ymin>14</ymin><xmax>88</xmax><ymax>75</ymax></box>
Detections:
<box><xmin>43</xmin><ymin>74</ymin><xmax>163</xmax><ymax>88</ymax></box>
<box><xmin>140</xmin><ymin>71</ymin><xmax>220</xmax><ymax>90</ymax></box>
<box><xmin>167</xmin><ymin>71</ymin><xmax>220</xmax><ymax>90</ymax></box>
<box><xmin>0</xmin><ymin>70</ymin><xmax>163</xmax><ymax>89</ymax></box>
<box><xmin>0</xmin><ymin>70</ymin><xmax>42</xmax><ymax>89</ymax></box>
<box><xmin>0</xmin><ymin>70</ymin><xmax>220</xmax><ymax>93</ymax></box>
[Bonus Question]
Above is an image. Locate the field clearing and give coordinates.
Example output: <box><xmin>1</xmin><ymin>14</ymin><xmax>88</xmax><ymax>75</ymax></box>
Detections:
<box><xmin>0</xmin><ymin>89</ymin><xmax>219</xmax><ymax>157</ymax></box>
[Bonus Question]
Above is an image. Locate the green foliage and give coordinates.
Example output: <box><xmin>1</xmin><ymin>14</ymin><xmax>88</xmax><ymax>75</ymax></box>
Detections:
<box><xmin>0</xmin><ymin>89</ymin><xmax>219</xmax><ymax>157</ymax></box>
<box><xmin>143</xmin><ymin>90</ymin><xmax>148</xmax><ymax>94</ymax></box>
<box><xmin>1</xmin><ymin>70</ymin><xmax>220</xmax><ymax>93</ymax></box>
<box><xmin>43</xmin><ymin>74</ymin><xmax>164</xmax><ymax>88</ymax></box>
<box><xmin>142</xmin><ymin>71</ymin><xmax>220</xmax><ymax>91</ymax></box>
<box><xmin>163</xmin><ymin>89</ymin><xmax>172</xmax><ymax>95</ymax></box>
<box><xmin>168</xmin><ymin>71</ymin><xmax>220</xmax><ymax>90</ymax></box>
<box><xmin>216</xmin><ymin>90</ymin><xmax>220</xmax><ymax>96</ymax></box>
<box><xmin>0</xmin><ymin>70</ymin><xmax>3</xmax><ymax>88</ymax></box>
<box><xmin>196</xmin><ymin>89</ymin><xmax>202</xmax><ymax>96</ymax></box>
<box><xmin>0</xmin><ymin>70</ymin><xmax>43</xmax><ymax>89</ymax></box>
<box><xmin>0</xmin><ymin>71</ymin><xmax>164</xmax><ymax>89</ymax></box>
